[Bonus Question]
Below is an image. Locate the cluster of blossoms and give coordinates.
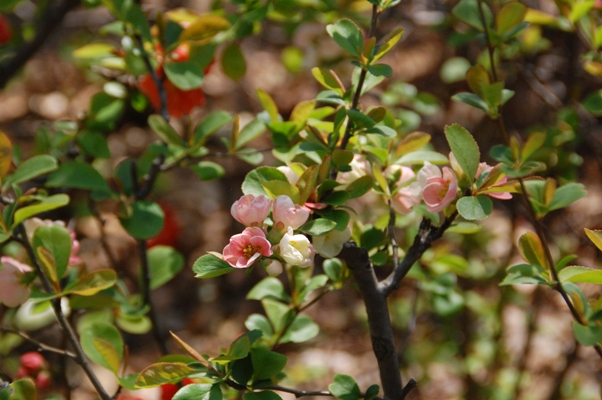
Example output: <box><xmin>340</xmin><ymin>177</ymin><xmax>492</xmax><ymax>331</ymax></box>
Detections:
<box><xmin>224</xmin><ymin>194</ymin><xmax>315</xmax><ymax>272</ymax></box>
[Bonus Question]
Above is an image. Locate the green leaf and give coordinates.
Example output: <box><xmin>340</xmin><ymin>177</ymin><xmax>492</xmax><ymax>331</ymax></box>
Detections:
<box><xmin>312</xmin><ymin>68</ymin><xmax>344</xmax><ymax>93</ymax></box>
<box><xmin>256</xmin><ymin>89</ymin><xmax>280</xmax><ymax>122</ymax></box>
<box><xmin>365</xmin><ymin>385</ymin><xmax>380</xmax><ymax>400</ymax></box>
<box><xmin>33</xmin><ymin>225</ymin><xmax>72</xmax><ymax>281</ymax></box>
<box><xmin>77</xmin><ymin>130</ymin><xmax>111</xmax><ymax>159</ymax></box>
<box><xmin>8</xmin><ymin>379</ymin><xmax>37</xmax><ymax>400</ymax></box>
<box><xmin>72</xmin><ymin>42</ymin><xmax>115</xmax><ymax>59</ymax></box>
<box><xmin>583</xmin><ymin>90</ymin><xmax>602</xmax><ymax>117</ymax></box>
<box><xmin>280</xmin><ymin>315</ymin><xmax>319</xmax><ymax>343</ymax></box>
<box><xmin>329</xmin><ymin>374</ymin><xmax>362</xmax><ymax>400</ymax></box>
<box><xmin>247</xmin><ymin>277</ymin><xmax>290</xmax><ymax>302</ymax></box>
<box><xmin>46</xmin><ymin>161</ymin><xmax>111</xmax><ymax>194</ymax></box>
<box><xmin>244</xmin><ymin>392</ymin><xmax>282</xmax><ymax>400</ymax></box>
<box><xmin>300</xmin><ymin>218</ymin><xmax>338</xmax><ymax>235</ymax></box>
<box><xmin>173</xmin><ymin>384</ymin><xmax>214</xmax><ymax>400</ymax></box>
<box><xmin>135</xmin><ymin>362</ymin><xmax>196</xmax><ymax>388</ymax></box>
<box><xmin>242</xmin><ymin>167</ymin><xmax>288</xmax><ymax>197</ymax></box>
<box><xmin>237</xmin><ymin>119</ymin><xmax>266</xmax><ymax>149</ymax></box>
<box><xmin>373</xmin><ymin>28</ymin><xmax>404</xmax><ymax>62</ymax></box>
<box><xmin>572</xmin><ymin>322</ymin><xmax>602</xmax><ymax>346</ymax></box>
<box><xmin>396</xmin><ymin>150</ymin><xmax>449</xmax><ymax>165</ymax></box>
<box><xmin>569</xmin><ymin>1</ymin><xmax>595</xmax><ymax>22</ymax></box>
<box><xmin>444</xmin><ymin>123</ymin><xmax>480</xmax><ymax>184</ymax></box>
<box><xmin>221</xmin><ymin>42</ymin><xmax>246</xmax><ymax>81</ymax></box>
<box><xmin>452</xmin><ymin>0</ymin><xmax>493</xmax><ymax>31</ymax></box>
<box><xmin>245</xmin><ymin>314</ymin><xmax>274</xmax><ymax>337</ymax></box>
<box><xmin>585</xmin><ymin>228</ymin><xmax>602</xmax><ymax>252</ymax></box>
<box><xmin>120</xmin><ymin>200</ymin><xmax>165</xmax><ymax>239</ymax></box>
<box><xmin>518</xmin><ymin>231</ymin><xmax>548</xmax><ymax>269</ymax></box>
<box><xmin>262</xmin><ymin>180</ymin><xmax>299</xmax><ymax>203</ymax></box>
<box><xmin>456</xmin><ymin>195</ymin><xmax>492</xmax><ymax>221</ymax></box>
<box><xmin>4</xmin><ymin>155</ymin><xmax>58</xmax><ymax>188</ymax></box>
<box><xmin>115</xmin><ymin>313</ymin><xmax>152</xmax><ymax>335</ymax></box>
<box><xmin>452</xmin><ymin>92</ymin><xmax>489</xmax><ymax>112</ymax></box>
<box><xmin>496</xmin><ymin>1</ymin><xmax>527</xmax><ymax>33</ymax></box>
<box><xmin>251</xmin><ymin>348</ymin><xmax>287</xmax><ymax>380</ymax></box>
<box><xmin>193</xmin><ymin>254</ymin><xmax>236</xmax><ymax>278</ymax></box>
<box><xmin>66</xmin><ymin>269</ymin><xmax>117</xmax><ymax>296</ymax></box>
<box><xmin>366</xmin><ymin>64</ymin><xmax>392</xmax><ymax>77</ymax></box>
<box><xmin>466</xmin><ymin>64</ymin><xmax>490</xmax><ymax>101</ymax></box>
<box><xmin>326</xmin><ymin>19</ymin><xmax>363</xmax><ymax>58</ymax></box>
<box><xmin>164</xmin><ymin>61</ymin><xmax>204</xmax><ymax>90</ymax></box>
<box><xmin>558</xmin><ymin>266</ymin><xmax>602</xmax><ymax>284</ymax></box>
<box><xmin>262</xmin><ymin>298</ymin><xmax>291</xmax><ymax>333</ymax></box>
<box><xmin>80</xmin><ymin>322</ymin><xmax>123</xmax><ymax>374</ymax></box>
<box><xmin>440</xmin><ymin>57</ymin><xmax>471</xmax><ymax>84</ymax></box>
<box><xmin>346</xmin><ymin>175</ymin><xmax>374</xmax><ymax>199</ymax></box>
<box><xmin>547</xmin><ymin>183</ymin><xmax>587</xmax><ymax>211</ymax></box>
<box><xmin>213</xmin><ymin>335</ymin><xmax>250</xmax><ymax>362</ymax></box>
<box><xmin>195</xmin><ymin>111</ymin><xmax>232</xmax><ymax>143</ymax></box>
<box><xmin>148</xmin><ymin>115</ymin><xmax>184</xmax><ymax>146</ymax></box>
<box><xmin>189</xmin><ymin>161</ymin><xmax>225</xmax><ymax>181</ymax></box>
<box><xmin>12</xmin><ymin>194</ymin><xmax>70</xmax><ymax>228</ymax></box>
<box><xmin>148</xmin><ymin>246</ymin><xmax>184</xmax><ymax>290</ymax></box>
<box><xmin>179</xmin><ymin>14</ymin><xmax>230</xmax><ymax>42</ymax></box>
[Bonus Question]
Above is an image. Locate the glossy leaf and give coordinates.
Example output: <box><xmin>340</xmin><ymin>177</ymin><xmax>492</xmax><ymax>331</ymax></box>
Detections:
<box><xmin>280</xmin><ymin>315</ymin><xmax>319</xmax><ymax>343</ymax></box>
<box><xmin>547</xmin><ymin>183</ymin><xmax>587</xmax><ymax>211</ymax></box>
<box><xmin>326</xmin><ymin>19</ymin><xmax>363</xmax><ymax>58</ymax></box>
<box><xmin>300</xmin><ymin>218</ymin><xmax>338</xmax><ymax>236</ymax></box>
<box><xmin>242</xmin><ymin>167</ymin><xmax>288</xmax><ymax>197</ymax></box>
<box><xmin>572</xmin><ymin>322</ymin><xmax>602</xmax><ymax>346</ymax></box>
<box><xmin>221</xmin><ymin>42</ymin><xmax>247</xmax><ymax>81</ymax></box>
<box><xmin>120</xmin><ymin>201</ymin><xmax>165</xmax><ymax>239</ymax></box>
<box><xmin>81</xmin><ymin>322</ymin><xmax>123</xmax><ymax>374</ymax></box>
<box><xmin>496</xmin><ymin>2</ymin><xmax>527</xmax><ymax>33</ymax></box>
<box><xmin>164</xmin><ymin>61</ymin><xmax>204</xmax><ymax>90</ymax></box>
<box><xmin>251</xmin><ymin>348</ymin><xmax>287</xmax><ymax>380</ymax></box>
<box><xmin>12</xmin><ymin>194</ymin><xmax>70</xmax><ymax>228</ymax></box>
<box><xmin>452</xmin><ymin>0</ymin><xmax>493</xmax><ymax>31</ymax></box>
<box><xmin>172</xmin><ymin>384</ymin><xmax>214</xmax><ymax>400</ymax></box>
<box><xmin>193</xmin><ymin>254</ymin><xmax>235</xmax><ymax>278</ymax></box>
<box><xmin>444</xmin><ymin>123</ymin><xmax>480</xmax><ymax>184</ymax></box>
<box><xmin>8</xmin><ymin>379</ymin><xmax>37</xmax><ymax>400</ymax></box>
<box><xmin>329</xmin><ymin>374</ymin><xmax>362</xmax><ymax>400</ymax></box>
<box><xmin>33</xmin><ymin>225</ymin><xmax>72</xmax><ymax>282</ymax></box>
<box><xmin>179</xmin><ymin>14</ymin><xmax>230</xmax><ymax>42</ymax></box>
<box><xmin>4</xmin><ymin>155</ymin><xmax>57</xmax><ymax>187</ymax></box>
<box><xmin>136</xmin><ymin>362</ymin><xmax>196</xmax><ymax>388</ymax></box>
<box><xmin>148</xmin><ymin>114</ymin><xmax>183</xmax><ymax>146</ymax></box>
<box><xmin>244</xmin><ymin>392</ymin><xmax>282</xmax><ymax>400</ymax></box>
<box><xmin>46</xmin><ymin>161</ymin><xmax>111</xmax><ymax>194</ymax></box>
<box><xmin>558</xmin><ymin>266</ymin><xmax>602</xmax><ymax>284</ymax></box>
<box><xmin>518</xmin><ymin>231</ymin><xmax>548</xmax><ymax>269</ymax></box>
<box><xmin>195</xmin><ymin>111</ymin><xmax>232</xmax><ymax>143</ymax></box>
<box><xmin>190</xmin><ymin>161</ymin><xmax>225</xmax><ymax>181</ymax></box>
<box><xmin>148</xmin><ymin>246</ymin><xmax>184</xmax><ymax>290</ymax></box>
<box><xmin>66</xmin><ymin>269</ymin><xmax>117</xmax><ymax>296</ymax></box>
<box><xmin>247</xmin><ymin>277</ymin><xmax>290</xmax><ymax>302</ymax></box>
<box><xmin>373</xmin><ymin>28</ymin><xmax>404</xmax><ymax>62</ymax></box>
<box><xmin>585</xmin><ymin>228</ymin><xmax>602</xmax><ymax>251</ymax></box>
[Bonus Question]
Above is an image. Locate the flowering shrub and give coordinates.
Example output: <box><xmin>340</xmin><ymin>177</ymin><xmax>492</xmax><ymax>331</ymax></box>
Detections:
<box><xmin>0</xmin><ymin>0</ymin><xmax>602</xmax><ymax>399</ymax></box>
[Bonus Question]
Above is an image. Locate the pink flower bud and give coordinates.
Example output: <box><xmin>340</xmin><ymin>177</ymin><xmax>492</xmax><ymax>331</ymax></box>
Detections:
<box><xmin>273</xmin><ymin>196</ymin><xmax>310</xmax><ymax>231</ymax></box>
<box><xmin>231</xmin><ymin>194</ymin><xmax>272</xmax><ymax>227</ymax></box>
<box><xmin>223</xmin><ymin>227</ymin><xmax>273</xmax><ymax>268</ymax></box>
<box><xmin>35</xmin><ymin>370</ymin><xmax>51</xmax><ymax>390</ymax></box>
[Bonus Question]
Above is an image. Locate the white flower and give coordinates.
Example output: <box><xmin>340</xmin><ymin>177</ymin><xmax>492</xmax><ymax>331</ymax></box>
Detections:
<box><xmin>278</xmin><ymin>227</ymin><xmax>314</xmax><ymax>268</ymax></box>
<box><xmin>312</xmin><ymin>227</ymin><xmax>351</xmax><ymax>258</ymax></box>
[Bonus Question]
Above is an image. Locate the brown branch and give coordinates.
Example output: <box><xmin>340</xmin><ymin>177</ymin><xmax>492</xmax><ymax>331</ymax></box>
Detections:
<box><xmin>339</xmin><ymin>242</ymin><xmax>404</xmax><ymax>400</ymax></box>
<box><xmin>0</xmin><ymin>327</ymin><xmax>76</xmax><ymax>358</ymax></box>
<box><xmin>0</xmin><ymin>0</ymin><xmax>81</xmax><ymax>88</ymax></box>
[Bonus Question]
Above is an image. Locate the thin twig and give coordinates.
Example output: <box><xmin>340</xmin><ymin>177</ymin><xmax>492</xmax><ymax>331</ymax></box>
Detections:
<box><xmin>339</xmin><ymin>4</ymin><xmax>380</xmax><ymax>150</ymax></box>
<box><xmin>14</xmin><ymin>225</ymin><xmax>111</xmax><ymax>400</ymax></box>
<box><xmin>133</xmin><ymin>34</ymin><xmax>169</xmax><ymax>121</ymax></box>
<box><xmin>475</xmin><ymin>0</ymin><xmax>602</xmax><ymax>360</ymax></box>
<box><xmin>0</xmin><ymin>328</ymin><xmax>76</xmax><ymax>358</ymax></box>
<box><xmin>0</xmin><ymin>0</ymin><xmax>81</xmax><ymax>88</ymax></box>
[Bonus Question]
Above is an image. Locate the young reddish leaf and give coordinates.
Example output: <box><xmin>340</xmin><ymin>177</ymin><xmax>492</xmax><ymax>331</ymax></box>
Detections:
<box><xmin>585</xmin><ymin>228</ymin><xmax>602</xmax><ymax>252</ymax></box>
<box><xmin>518</xmin><ymin>231</ymin><xmax>549</xmax><ymax>269</ymax></box>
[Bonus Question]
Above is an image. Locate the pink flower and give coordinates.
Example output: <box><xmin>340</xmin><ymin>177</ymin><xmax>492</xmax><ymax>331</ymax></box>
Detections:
<box><xmin>0</xmin><ymin>257</ymin><xmax>32</xmax><ymax>307</ymax></box>
<box><xmin>386</xmin><ymin>165</ymin><xmax>422</xmax><ymax>215</ymax></box>
<box><xmin>231</xmin><ymin>194</ymin><xmax>272</xmax><ymax>227</ymax></box>
<box><xmin>69</xmin><ymin>230</ymin><xmax>82</xmax><ymax>265</ymax></box>
<box><xmin>336</xmin><ymin>154</ymin><xmax>371</xmax><ymax>187</ymax></box>
<box><xmin>273</xmin><ymin>195</ymin><xmax>310</xmax><ymax>231</ymax></box>
<box><xmin>422</xmin><ymin>166</ymin><xmax>458</xmax><ymax>213</ymax></box>
<box><xmin>223</xmin><ymin>227</ymin><xmax>273</xmax><ymax>268</ymax></box>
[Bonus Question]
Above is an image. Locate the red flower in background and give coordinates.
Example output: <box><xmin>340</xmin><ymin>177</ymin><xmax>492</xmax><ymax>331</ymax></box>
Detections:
<box><xmin>160</xmin><ymin>378</ymin><xmax>194</xmax><ymax>400</ymax></box>
<box><xmin>138</xmin><ymin>43</ymin><xmax>211</xmax><ymax>118</ymax></box>
<box><xmin>0</xmin><ymin>16</ymin><xmax>11</xmax><ymax>45</ymax></box>
<box><xmin>147</xmin><ymin>202</ymin><xmax>181</xmax><ymax>248</ymax></box>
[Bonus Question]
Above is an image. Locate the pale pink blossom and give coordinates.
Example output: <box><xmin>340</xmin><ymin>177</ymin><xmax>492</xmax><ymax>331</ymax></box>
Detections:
<box><xmin>265</xmin><ymin>260</ymin><xmax>283</xmax><ymax>276</ymax></box>
<box><xmin>0</xmin><ymin>257</ymin><xmax>32</xmax><ymax>307</ymax></box>
<box><xmin>231</xmin><ymin>194</ymin><xmax>272</xmax><ymax>227</ymax></box>
<box><xmin>279</xmin><ymin>227</ymin><xmax>314</xmax><ymax>268</ymax></box>
<box><xmin>273</xmin><ymin>195</ymin><xmax>310</xmax><ymax>231</ymax></box>
<box><xmin>417</xmin><ymin>161</ymin><xmax>441</xmax><ymax>187</ymax></box>
<box><xmin>24</xmin><ymin>218</ymin><xmax>81</xmax><ymax>265</ymax></box>
<box><xmin>313</xmin><ymin>227</ymin><xmax>351</xmax><ymax>258</ymax></box>
<box><xmin>386</xmin><ymin>165</ymin><xmax>422</xmax><ymax>215</ymax></box>
<box><xmin>422</xmin><ymin>166</ymin><xmax>458</xmax><ymax>213</ymax></box>
<box><xmin>68</xmin><ymin>230</ymin><xmax>82</xmax><ymax>265</ymax></box>
<box><xmin>223</xmin><ymin>227</ymin><xmax>273</xmax><ymax>269</ymax></box>
<box><xmin>277</xmin><ymin>166</ymin><xmax>300</xmax><ymax>185</ymax></box>
<box><xmin>336</xmin><ymin>154</ymin><xmax>371</xmax><ymax>187</ymax></box>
